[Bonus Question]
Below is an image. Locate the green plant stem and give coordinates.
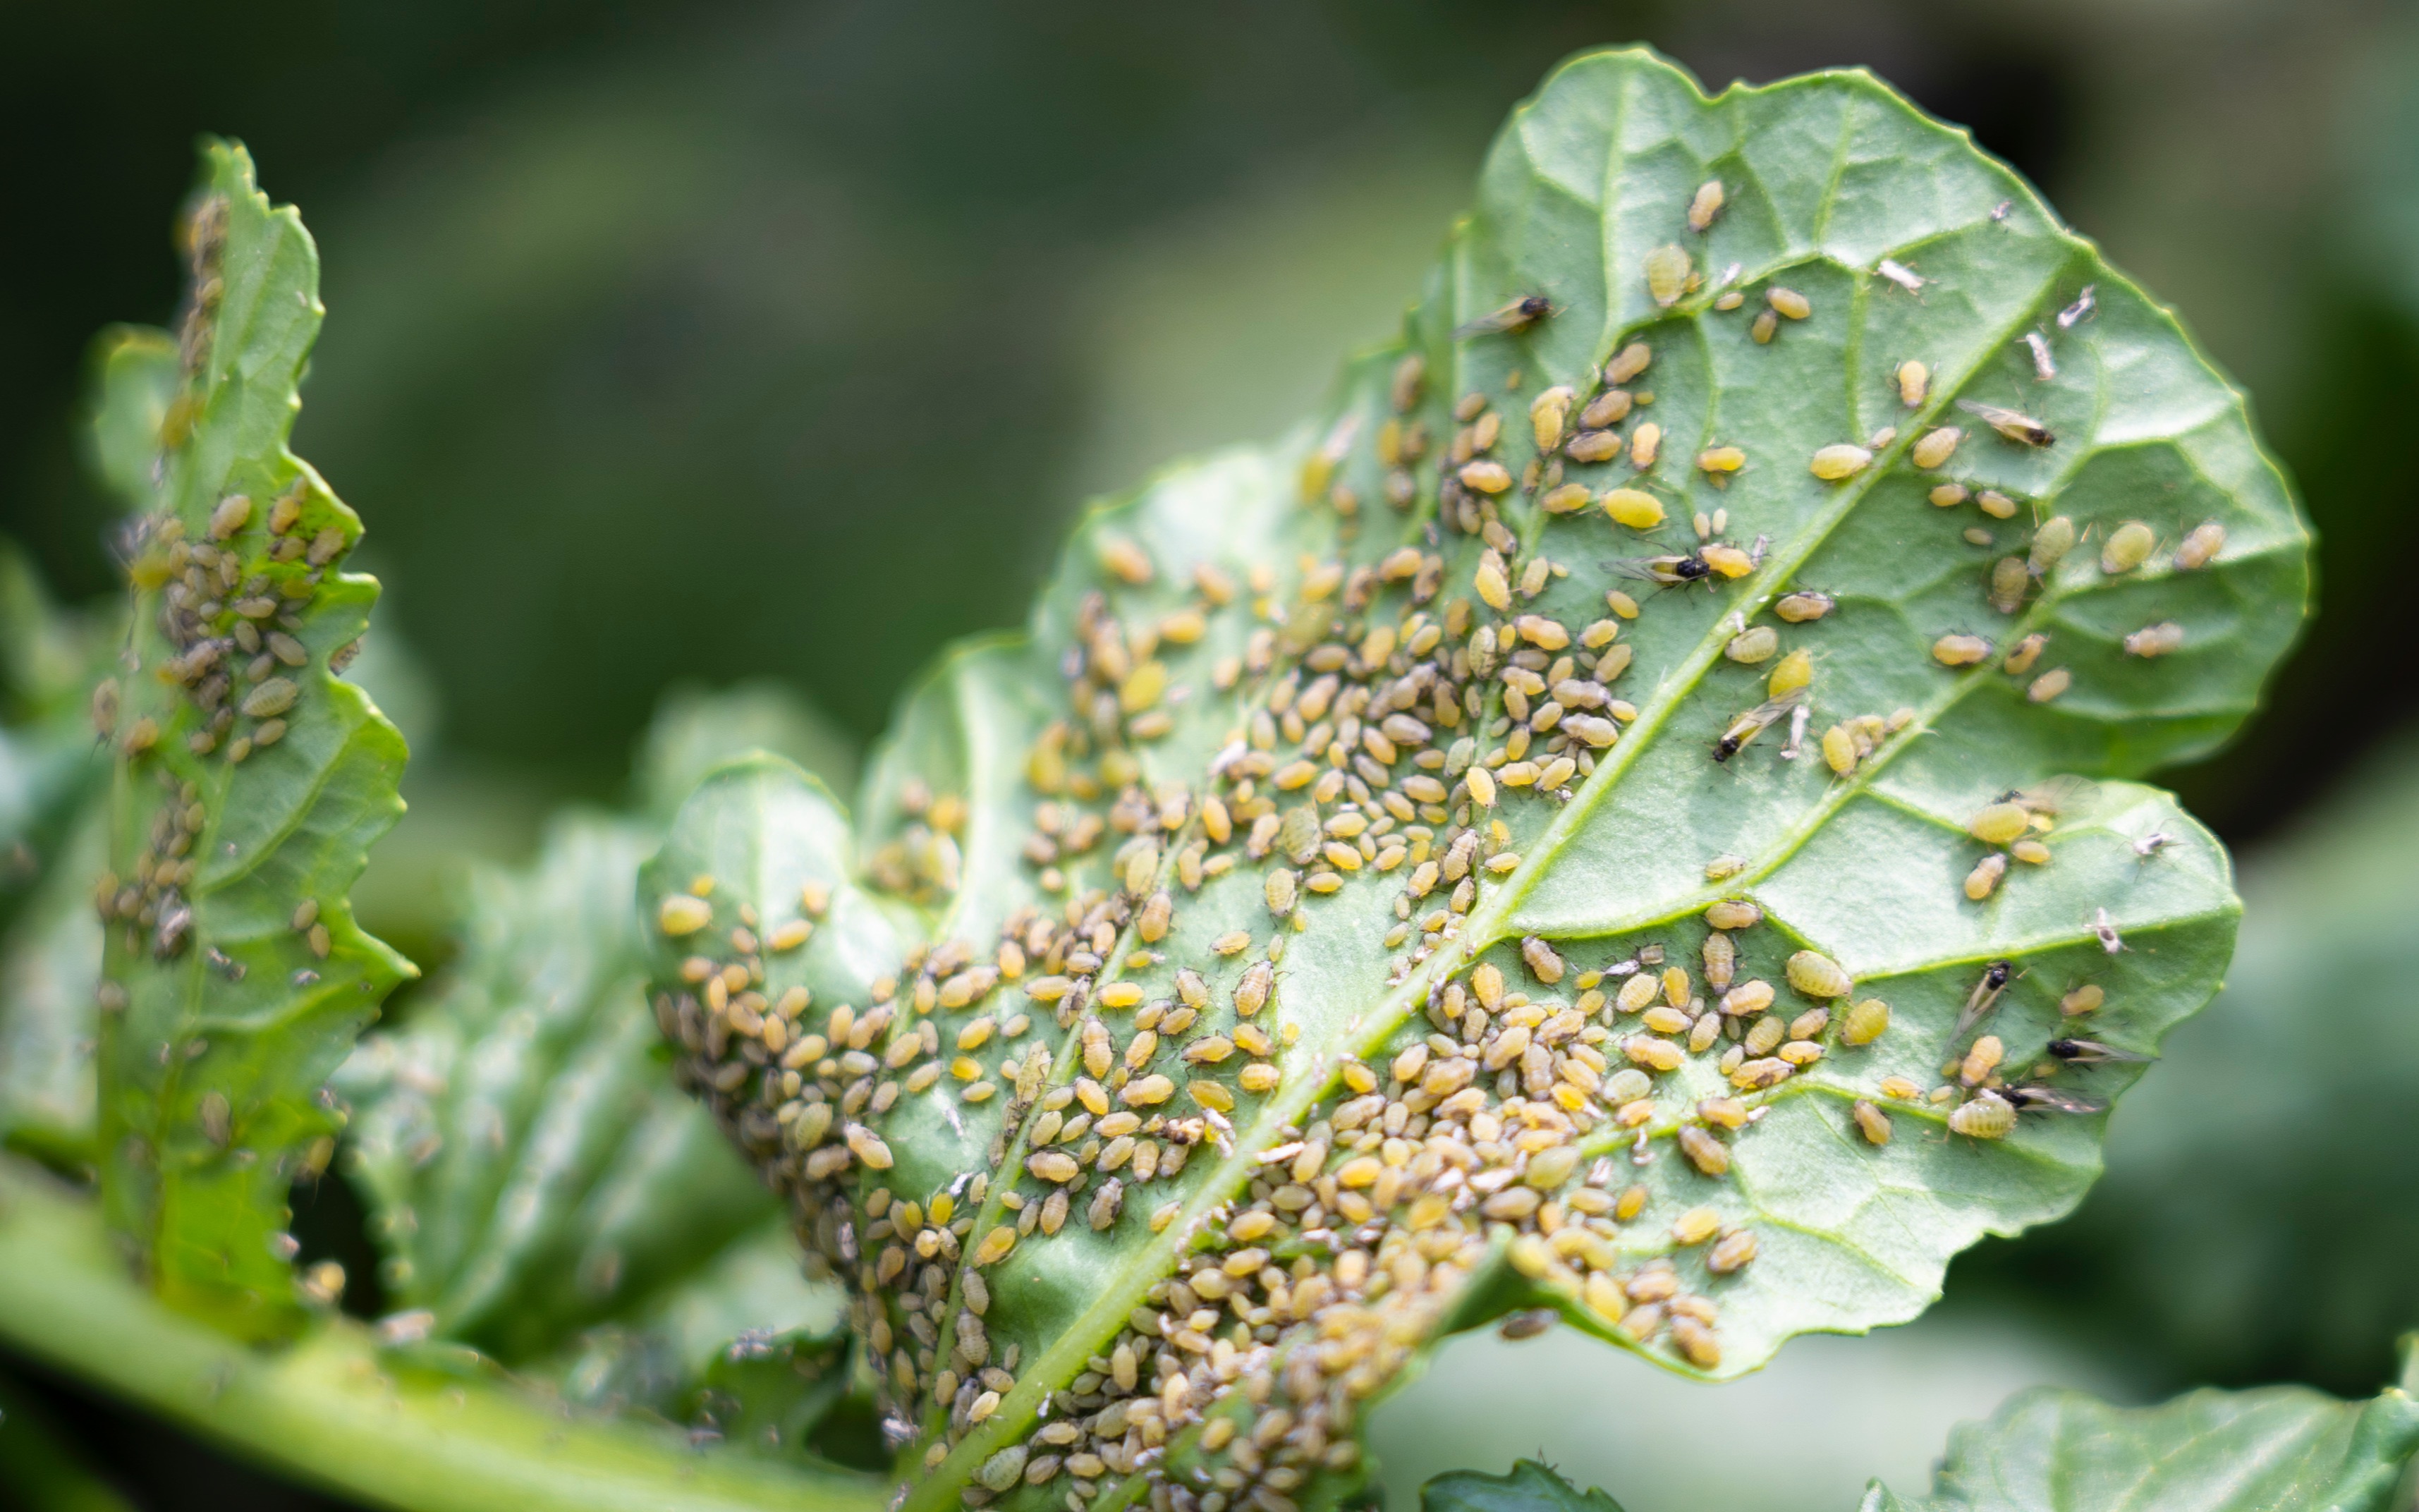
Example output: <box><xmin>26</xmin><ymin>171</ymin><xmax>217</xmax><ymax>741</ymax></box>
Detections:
<box><xmin>0</xmin><ymin>1157</ymin><xmax>885</xmax><ymax>1512</ymax></box>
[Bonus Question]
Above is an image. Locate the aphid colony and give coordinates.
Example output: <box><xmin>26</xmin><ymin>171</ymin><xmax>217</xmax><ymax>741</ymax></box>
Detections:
<box><xmin>654</xmin><ymin>176</ymin><xmax>2198</xmax><ymax>1512</ymax></box>
<box><xmin>92</xmin><ymin>190</ymin><xmax>348</xmax><ymax>1003</ymax></box>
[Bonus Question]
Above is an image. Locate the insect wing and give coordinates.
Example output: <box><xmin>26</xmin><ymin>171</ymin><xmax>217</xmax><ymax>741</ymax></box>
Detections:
<box><xmin>2047</xmin><ymin>1037</ymin><xmax>2152</xmax><ymax>1066</ymax></box>
<box><xmin>2009</xmin><ymin>1085</ymin><xmax>2108</xmax><ymax>1116</ymax></box>
<box><xmin>1952</xmin><ymin>964</ymin><xmax>2013</xmax><ymax>1040</ymax></box>
<box><xmin>1451</xmin><ymin>295</ymin><xmax>1552</xmax><ymax>339</ymax></box>
<box><xmin>1955</xmin><ymin>398</ymin><xmax>2055</xmax><ymax>446</ymax></box>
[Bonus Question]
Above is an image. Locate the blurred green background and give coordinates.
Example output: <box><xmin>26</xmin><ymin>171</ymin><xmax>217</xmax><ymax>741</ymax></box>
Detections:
<box><xmin>5</xmin><ymin>1</ymin><xmax>2419</xmax><ymax>1508</ymax></box>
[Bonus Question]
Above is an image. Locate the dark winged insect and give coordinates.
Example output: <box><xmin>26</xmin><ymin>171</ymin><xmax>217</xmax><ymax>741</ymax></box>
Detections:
<box><xmin>1714</xmin><ymin>688</ymin><xmax>1806</xmax><ymax>763</ymax></box>
<box><xmin>2006</xmin><ymin>1084</ymin><xmax>2109</xmax><ymax>1116</ymax></box>
<box><xmin>2045</xmin><ymin>1037</ymin><xmax>2153</xmax><ymax>1066</ymax></box>
<box><xmin>1953</xmin><ymin>959</ymin><xmax>2016</xmax><ymax>1039</ymax></box>
<box><xmin>1453</xmin><ymin>295</ymin><xmax>1554</xmax><ymax>339</ymax></box>
<box><xmin>1607</xmin><ymin>552</ymin><xmax>1712</xmax><ymax>587</ymax></box>
<box><xmin>1956</xmin><ymin>398</ymin><xmax>2056</xmax><ymax>447</ymax></box>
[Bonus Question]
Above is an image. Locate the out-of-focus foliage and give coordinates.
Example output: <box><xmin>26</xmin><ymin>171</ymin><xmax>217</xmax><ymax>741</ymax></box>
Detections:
<box><xmin>338</xmin><ymin>680</ymin><xmax>857</xmax><ymax>1431</ymax></box>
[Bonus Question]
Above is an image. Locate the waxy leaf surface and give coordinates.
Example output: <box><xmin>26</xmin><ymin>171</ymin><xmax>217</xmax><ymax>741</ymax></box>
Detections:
<box><xmin>641</xmin><ymin>48</ymin><xmax>2304</xmax><ymax>1512</ymax></box>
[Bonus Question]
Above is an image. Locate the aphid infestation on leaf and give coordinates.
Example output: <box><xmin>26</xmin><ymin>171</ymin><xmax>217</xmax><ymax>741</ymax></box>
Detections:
<box><xmin>4</xmin><ymin>37</ymin><xmax>2374</xmax><ymax>1512</ymax></box>
<box><xmin>632</xmin><ymin>45</ymin><xmax>2301</xmax><ymax>1512</ymax></box>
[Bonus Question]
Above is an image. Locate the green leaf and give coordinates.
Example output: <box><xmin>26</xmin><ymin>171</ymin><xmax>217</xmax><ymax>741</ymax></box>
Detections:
<box><xmin>90</xmin><ymin>142</ymin><xmax>414</xmax><ymax>1339</ymax></box>
<box><xmin>0</xmin><ymin>1153</ymin><xmax>886</xmax><ymax>1512</ymax></box>
<box><xmin>1860</xmin><ymin>1369</ymin><xmax>2419</xmax><ymax>1512</ymax></box>
<box><xmin>339</xmin><ymin>681</ymin><xmax>860</xmax><ymax>1432</ymax></box>
<box><xmin>1999</xmin><ymin>730</ymin><xmax>2419</xmax><ymax>1384</ymax></box>
<box><xmin>640</xmin><ymin>47</ymin><xmax>2304</xmax><ymax>1510</ymax></box>
<box><xmin>1424</xmin><ymin>1460</ymin><xmax>1626</xmax><ymax>1512</ymax></box>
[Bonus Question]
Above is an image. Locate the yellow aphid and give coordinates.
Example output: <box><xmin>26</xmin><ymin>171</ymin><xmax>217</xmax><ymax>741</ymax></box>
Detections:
<box><xmin>1642</xmin><ymin>1006</ymin><xmax>1691</xmax><ymax>1035</ymax></box>
<box><xmin>1853</xmin><ymin>1099</ymin><xmax>1892</xmax><ymax>1145</ymax></box>
<box><xmin>1976</xmin><ymin>489</ymin><xmax>2018</xmax><ymax>520</ymax></box>
<box><xmin>1582</xmin><ymin>389</ymin><xmax>1634</xmax><ymax>429</ymax></box>
<box><xmin>1989</xmin><ymin>556</ymin><xmax>2030</xmax><ymax>615</ymax></box>
<box><xmin>1631</xmin><ymin>422</ymin><xmax>1662</xmax><ymax>468</ymax></box>
<box><xmin>1725</xmin><ymin>626</ymin><xmax>1779</xmax><ymax>664</ymax></box>
<box><xmin>1896</xmin><ymin>360</ymin><xmax>1929</xmax><ymax>407</ymax></box>
<box><xmin>1475</xmin><ymin>553</ymin><xmax>1512</xmax><ymax>611</ymax></box>
<box><xmin>2012</xmin><ymin>839</ymin><xmax>2052</xmax><ymax>865</ymax></box>
<box><xmin>1707</xmin><ymin>1228</ymin><xmax>1759</xmax><ymax>1275</ymax></box>
<box><xmin>1963</xmin><ymin>1039</ymin><xmax>2008</xmax><ymax>1088</ymax></box>
<box><xmin>2174</xmin><ymin>520</ymin><xmax>2226</xmax><ymax>571</ymax></box>
<box><xmin>2061</xmin><ymin>984</ymin><xmax>2104</xmax><ymax>1017</ymax></box>
<box><xmin>1645</xmin><ymin>244</ymin><xmax>1694</xmax><ymax>307</ymax></box>
<box><xmin>1934</xmin><ymin>634</ymin><xmax>1991</xmax><ymax>667</ymax></box>
<box><xmin>1911</xmin><ymin>427</ymin><xmax>1961</xmax><ymax>469</ymax></box>
<box><xmin>1624</xmin><ymin>1035</ymin><xmax>1685</xmax><ymax>1073</ymax></box>
<box><xmin>1810</xmin><ymin>444</ymin><xmax>1872</xmax><ymax>480</ymax></box>
<box><xmin>1767</xmin><ymin>286</ymin><xmax>1811</xmax><ymax>319</ymax></box>
<box><xmin>1607</xmin><ymin>589</ymin><xmax>1641</xmax><ymax>619</ymax></box>
<box><xmin>1841</xmin><ymin>997</ymin><xmax>1889</xmax><ymax>1046</ymax></box>
<box><xmin>2028</xmin><ymin>668</ymin><xmax>2073</xmax><ymax>702</ymax></box>
<box><xmin>1719</xmin><ymin>980</ymin><xmax>1773</xmax><ymax>1018</ymax></box>
<box><xmin>1467</xmin><ymin>764</ymin><xmax>1499</xmax><ymax>807</ymax></box>
<box><xmin>1700</xmin><ymin>544</ymin><xmax>1754</xmax><ymax>578</ymax></box>
<box><xmin>2102</xmin><ymin>520</ymin><xmax>2156</xmax><ymax>575</ymax></box>
<box><xmin>1774</xmin><ymin>592</ymin><xmax>1834</xmax><ymax>623</ymax></box>
<box><xmin>1099</xmin><ymin>536</ymin><xmax>1153</xmax><ymax>585</ymax></box>
<box><xmin>1541</xmin><ymin>482</ymin><xmax>1594</xmax><ymax>513</ymax></box>
<box><xmin>2004</xmin><ymin>632</ymin><xmax>2048</xmax><ymax>676</ymax></box>
<box><xmin>1606</xmin><ymin>488</ymin><xmax>1664</xmax><ymax>530</ymax></box>
<box><xmin>208</xmin><ymin>493</ymin><xmax>252</xmax><ymax>539</ymax></box>
<box><xmin>1698</xmin><ymin>446</ymin><xmax>1746</xmax><ymax>475</ymax></box>
<box><xmin>1460</xmin><ymin>461</ymin><xmax>1513</xmax><ymax>494</ymax></box>
<box><xmin>1672</xmin><ymin>1207</ymin><xmax>1721</xmax><ymax>1245</ymax></box>
<box><xmin>1964</xmin><ymin>853</ymin><xmax>2008</xmax><ymax>901</ymax></box>
<box><xmin>1617</xmin><ymin>974</ymin><xmax>1662</xmax><ymax>1014</ymax></box>
<box><xmin>1786</xmin><ymin>950</ymin><xmax>1851</xmax><ymax>999</ymax></box>
<box><xmin>1662</xmin><ymin>965</ymin><xmax>1692</xmax><ymax>1007</ymax></box>
<box><xmin>2029</xmin><ymin>516</ymin><xmax>2077</xmax><ymax>573</ymax></box>
<box><xmin>1606</xmin><ymin>342</ymin><xmax>1652</xmax><ymax>384</ymax></box>
<box><xmin>1678</xmin><ymin>1126</ymin><xmax>1731</xmax><ymax>1177</ymax></box>
<box><xmin>658</xmin><ymin>896</ymin><xmax>712</xmax><ymax>936</ymax></box>
<box><xmin>1969</xmin><ymin>803</ymin><xmax>2030</xmax><ymax>846</ymax></box>
<box><xmin>1688</xmin><ymin>179</ymin><xmax>1726</xmax><ymax>232</ymax></box>
<box><xmin>1706</xmin><ymin>898</ymin><xmax>1761</xmax><ymax>930</ymax></box>
<box><xmin>1530</xmin><ymin>386</ymin><xmax>1575</xmax><ymax>451</ymax></box>
<box><xmin>1265</xmin><ymin>868</ymin><xmax>1297</xmax><ymax>915</ymax></box>
<box><xmin>1566</xmin><ymin>430</ymin><xmax>1622</xmax><ymax>463</ymax></box>
<box><xmin>1751</xmin><ymin>308</ymin><xmax>1778</xmax><ymax>343</ymax></box>
<box><xmin>1766</xmin><ymin>649</ymin><xmax>1812</xmax><ymax>697</ymax></box>
<box><xmin>1930</xmin><ymin>482</ymin><xmax>1970</xmax><ymax>509</ymax></box>
<box><xmin>2124</xmin><ymin>622</ymin><xmax>2184</xmax><ymax>658</ymax></box>
<box><xmin>1702</xmin><ymin>932</ymin><xmax>1736</xmax><ymax>991</ymax></box>
<box><xmin>1821</xmin><ymin>724</ymin><xmax>1858</xmax><ymax>775</ymax></box>
<box><xmin>1949</xmin><ymin>1092</ymin><xmax>2016</xmax><ymax>1140</ymax></box>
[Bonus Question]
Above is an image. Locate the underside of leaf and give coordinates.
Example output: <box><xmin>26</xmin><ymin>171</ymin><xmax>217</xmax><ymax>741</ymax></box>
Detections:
<box><xmin>90</xmin><ymin>142</ymin><xmax>413</xmax><ymax>1339</ymax></box>
<box><xmin>640</xmin><ymin>47</ymin><xmax>2305</xmax><ymax>1512</ymax></box>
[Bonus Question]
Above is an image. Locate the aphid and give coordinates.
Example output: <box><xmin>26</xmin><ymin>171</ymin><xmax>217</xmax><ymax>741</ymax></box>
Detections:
<box><xmin>1785</xmin><ymin>949</ymin><xmax>1850</xmax><ymax>999</ymax></box>
<box><xmin>2060</xmin><ymin>983</ymin><xmax>2104</xmax><ymax>1017</ymax></box>
<box><xmin>2023</xmin><ymin>331</ymin><xmax>2055</xmax><ymax>381</ymax></box>
<box><xmin>1956</xmin><ymin>399</ymin><xmax>2056</xmax><ymax>448</ymax></box>
<box><xmin>1750</xmin><ymin>308</ymin><xmax>1778</xmax><ymax>343</ymax></box>
<box><xmin>1841</xmin><ymin>997</ymin><xmax>1889</xmax><ymax>1046</ymax></box>
<box><xmin>1953</xmin><ymin>961</ymin><xmax>2014</xmax><ymax>1039</ymax></box>
<box><xmin>1713</xmin><ymin>689</ymin><xmax>1805</xmax><ymax>762</ymax></box>
<box><xmin>2027</xmin><ymin>669</ymin><xmax>2072</xmax><ymax>703</ymax></box>
<box><xmin>1911</xmin><ymin>427</ymin><xmax>1961</xmax><ymax>469</ymax></box>
<box><xmin>1930</xmin><ymin>482</ymin><xmax>1970</xmax><ymax>509</ymax></box>
<box><xmin>1933</xmin><ymin>634</ymin><xmax>1992</xmax><ymax>667</ymax></box>
<box><xmin>1499</xmin><ymin>1310</ymin><xmax>1556</xmax><ymax>1341</ymax></box>
<box><xmin>1876</xmin><ymin>258</ymin><xmax>1927</xmax><ymax>293</ymax></box>
<box><xmin>1454</xmin><ymin>295</ymin><xmax>1554</xmax><ymax>339</ymax></box>
<box><xmin>1965</xmin><ymin>853</ymin><xmax>2008</xmax><ymax>900</ymax></box>
<box><xmin>2011</xmin><ymin>839</ymin><xmax>2052</xmax><ymax>865</ymax></box>
<box><xmin>1602</xmin><ymin>487</ymin><xmax>1664</xmax><ymax>530</ymax></box>
<box><xmin>1698</xmin><ymin>445</ymin><xmax>1747</xmax><ymax>475</ymax></box>
<box><xmin>1774</xmin><ymin>591</ymin><xmax>1834</xmax><ymax>623</ymax></box>
<box><xmin>1724</xmin><ymin>626</ymin><xmax>1779</xmax><ymax>664</ymax></box>
<box><xmin>1631</xmin><ymin>422</ymin><xmax>1662</xmax><ymax>468</ymax></box>
<box><xmin>1853</xmin><ymin>1099</ymin><xmax>1892</xmax><ymax>1145</ymax></box>
<box><xmin>1968</xmin><ymin>802</ymin><xmax>2031</xmax><ymax>846</ymax></box>
<box><xmin>2124</xmin><ymin>621</ymin><xmax>2184</xmax><ymax>658</ymax></box>
<box><xmin>1990</xmin><ymin>556</ymin><xmax>2030</xmax><ymax>614</ymax></box>
<box><xmin>1947</xmin><ymin>1090</ymin><xmax>2016</xmax><ymax>1140</ymax></box>
<box><xmin>1810</xmin><ymin>444</ymin><xmax>1872</xmax><ymax>481</ymax></box>
<box><xmin>1645</xmin><ymin>245</ymin><xmax>1695</xmax><ymax>307</ymax></box>
<box><xmin>1530</xmin><ymin>386</ymin><xmax>1576</xmax><ymax>451</ymax></box>
<box><xmin>1896</xmin><ymin>360</ymin><xmax>1929</xmax><ymax>407</ymax></box>
<box><xmin>2102</xmin><ymin>521</ymin><xmax>2156</xmax><ymax>575</ymax></box>
<box><xmin>1959</xmin><ymin>1035</ymin><xmax>2004</xmax><ymax>1087</ymax></box>
<box><xmin>2003</xmin><ymin>633</ymin><xmax>2048</xmax><ymax>676</ymax></box>
<box><xmin>2132</xmin><ymin>831</ymin><xmax>2179</xmax><ymax>859</ymax></box>
<box><xmin>1605</xmin><ymin>342</ymin><xmax>1652</xmax><ymax>384</ymax></box>
<box><xmin>1976</xmin><ymin>489</ymin><xmax>2018</xmax><ymax>520</ymax></box>
<box><xmin>2046</xmin><ymin>1037</ymin><xmax>2152</xmax><ymax>1066</ymax></box>
<box><xmin>1687</xmin><ymin>179</ymin><xmax>1726</xmax><ymax>232</ymax></box>
<box><xmin>2005</xmin><ymin>1084</ymin><xmax>2107</xmax><ymax>1116</ymax></box>
<box><xmin>1767</xmin><ymin>286</ymin><xmax>1812</xmax><ymax>320</ymax></box>
<box><xmin>1608</xmin><ymin>552</ymin><xmax>1711</xmax><ymax>588</ymax></box>
<box><xmin>2056</xmin><ymin>284</ymin><xmax>2096</xmax><ymax>329</ymax></box>
<box><xmin>2028</xmin><ymin>516</ymin><xmax>2076</xmax><ymax>573</ymax></box>
<box><xmin>1767</xmin><ymin>647</ymin><xmax>1812</xmax><ymax>697</ymax></box>
<box><xmin>2091</xmin><ymin>906</ymin><xmax>2124</xmax><ymax>954</ymax></box>
<box><xmin>2174</xmin><ymin>521</ymin><xmax>2225</xmax><ymax>571</ymax></box>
